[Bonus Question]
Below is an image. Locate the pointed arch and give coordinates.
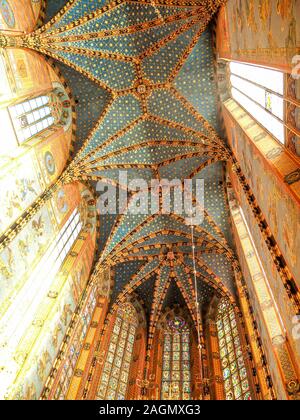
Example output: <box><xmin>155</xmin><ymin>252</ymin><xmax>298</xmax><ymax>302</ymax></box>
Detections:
<box><xmin>93</xmin><ymin>296</ymin><xmax>146</xmax><ymax>400</ymax></box>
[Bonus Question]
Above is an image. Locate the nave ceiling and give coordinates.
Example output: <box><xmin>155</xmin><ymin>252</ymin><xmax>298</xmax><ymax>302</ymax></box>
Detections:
<box><xmin>8</xmin><ymin>0</ymin><xmax>237</xmax><ymax>335</ymax></box>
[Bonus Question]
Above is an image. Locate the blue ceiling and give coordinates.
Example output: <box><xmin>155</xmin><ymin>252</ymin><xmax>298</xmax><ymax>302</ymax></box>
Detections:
<box><xmin>42</xmin><ymin>0</ymin><xmax>235</xmax><ymax>326</ymax></box>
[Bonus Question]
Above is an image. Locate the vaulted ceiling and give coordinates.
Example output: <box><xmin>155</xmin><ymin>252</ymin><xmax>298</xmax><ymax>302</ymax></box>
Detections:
<box><xmin>39</xmin><ymin>0</ymin><xmax>236</xmax><ymax>335</ymax></box>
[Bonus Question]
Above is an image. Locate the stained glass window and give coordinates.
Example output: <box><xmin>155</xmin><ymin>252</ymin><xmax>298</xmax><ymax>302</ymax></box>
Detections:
<box><xmin>216</xmin><ymin>299</ymin><xmax>251</xmax><ymax>401</ymax></box>
<box><xmin>97</xmin><ymin>303</ymin><xmax>138</xmax><ymax>400</ymax></box>
<box><xmin>9</xmin><ymin>95</ymin><xmax>55</xmax><ymax>144</ymax></box>
<box><xmin>229</xmin><ymin>62</ymin><xmax>285</xmax><ymax>144</ymax></box>
<box><xmin>161</xmin><ymin>316</ymin><xmax>191</xmax><ymax>400</ymax></box>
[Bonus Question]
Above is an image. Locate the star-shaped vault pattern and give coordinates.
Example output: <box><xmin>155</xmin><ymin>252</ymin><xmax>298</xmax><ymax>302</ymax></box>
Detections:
<box><xmin>4</xmin><ymin>0</ymin><xmax>238</xmax><ymax>346</ymax></box>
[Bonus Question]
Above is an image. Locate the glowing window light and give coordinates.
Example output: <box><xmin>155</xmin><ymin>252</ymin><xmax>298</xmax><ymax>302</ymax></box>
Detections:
<box><xmin>161</xmin><ymin>317</ymin><xmax>191</xmax><ymax>400</ymax></box>
<box><xmin>230</xmin><ymin>62</ymin><xmax>284</xmax><ymax>95</ymax></box>
<box><xmin>229</xmin><ymin>62</ymin><xmax>285</xmax><ymax>144</ymax></box>
<box><xmin>230</xmin><ymin>75</ymin><xmax>284</xmax><ymax>120</ymax></box>
<box><xmin>216</xmin><ymin>299</ymin><xmax>251</xmax><ymax>401</ymax></box>
<box><xmin>0</xmin><ymin>108</ymin><xmax>18</xmax><ymax>154</ymax></box>
<box><xmin>96</xmin><ymin>304</ymin><xmax>137</xmax><ymax>400</ymax></box>
<box><xmin>0</xmin><ymin>209</ymin><xmax>82</xmax><ymax>368</ymax></box>
<box><xmin>9</xmin><ymin>95</ymin><xmax>53</xmax><ymax>145</ymax></box>
<box><xmin>231</xmin><ymin>88</ymin><xmax>285</xmax><ymax>144</ymax></box>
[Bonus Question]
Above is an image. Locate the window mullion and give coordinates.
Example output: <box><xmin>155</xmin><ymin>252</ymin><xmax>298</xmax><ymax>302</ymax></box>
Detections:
<box><xmin>232</xmin><ymin>85</ymin><xmax>284</xmax><ymax>125</ymax></box>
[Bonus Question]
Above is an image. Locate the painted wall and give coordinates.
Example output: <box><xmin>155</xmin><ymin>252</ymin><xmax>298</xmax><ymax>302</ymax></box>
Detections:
<box><xmin>45</xmin><ymin>282</ymin><xmax>99</xmax><ymax>400</ymax></box>
<box><xmin>227</xmin><ymin>186</ymin><xmax>288</xmax><ymax>398</ymax></box>
<box><xmin>229</xmin><ymin>167</ymin><xmax>300</xmax><ymax>366</ymax></box>
<box><xmin>0</xmin><ymin>49</ymin><xmax>52</xmax><ymax>106</ymax></box>
<box><xmin>0</xmin><ymin>49</ymin><xmax>73</xmax><ymax>236</ymax></box>
<box><xmin>0</xmin><ymin>0</ymin><xmax>42</xmax><ymax>33</ymax></box>
<box><xmin>0</xmin><ymin>182</ymin><xmax>80</xmax><ymax>314</ymax></box>
<box><xmin>223</xmin><ymin>99</ymin><xmax>300</xmax><ymax>289</ymax></box>
<box><xmin>216</xmin><ymin>0</ymin><xmax>300</xmax><ymax>72</ymax></box>
<box><xmin>0</xmin><ymin>182</ymin><xmax>97</xmax><ymax>400</ymax></box>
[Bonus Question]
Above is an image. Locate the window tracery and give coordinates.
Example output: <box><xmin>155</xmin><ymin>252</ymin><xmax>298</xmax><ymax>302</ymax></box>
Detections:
<box><xmin>4</xmin><ymin>82</ymin><xmax>72</xmax><ymax>147</ymax></box>
<box><xmin>96</xmin><ymin>303</ymin><xmax>138</xmax><ymax>400</ymax></box>
<box><xmin>216</xmin><ymin>299</ymin><xmax>251</xmax><ymax>401</ymax></box>
<box><xmin>161</xmin><ymin>316</ymin><xmax>191</xmax><ymax>400</ymax></box>
<box><xmin>230</xmin><ymin>61</ymin><xmax>285</xmax><ymax>144</ymax></box>
<box><xmin>9</xmin><ymin>95</ymin><xmax>54</xmax><ymax>144</ymax></box>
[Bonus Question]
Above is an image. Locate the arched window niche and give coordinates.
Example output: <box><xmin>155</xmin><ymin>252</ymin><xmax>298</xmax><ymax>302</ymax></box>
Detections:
<box><xmin>96</xmin><ymin>302</ymin><xmax>139</xmax><ymax>400</ymax></box>
<box><xmin>215</xmin><ymin>298</ymin><xmax>252</xmax><ymax>401</ymax></box>
<box><xmin>161</xmin><ymin>315</ymin><xmax>191</xmax><ymax>400</ymax></box>
<box><xmin>48</xmin><ymin>281</ymin><xmax>98</xmax><ymax>400</ymax></box>
<box><xmin>151</xmin><ymin>307</ymin><xmax>198</xmax><ymax>401</ymax></box>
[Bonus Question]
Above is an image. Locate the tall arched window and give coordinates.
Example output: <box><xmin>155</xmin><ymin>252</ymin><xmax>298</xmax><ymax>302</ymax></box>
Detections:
<box><xmin>0</xmin><ymin>200</ymin><xmax>89</xmax><ymax>400</ymax></box>
<box><xmin>96</xmin><ymin>303</ymin><xmax>138</xmax><ymax>400</ymax></box>
<box><xmin>0</xmin><ymin>208</ymin><xmax>82</xmax><ymax>374</ymax></box>
<box><xmin>216</xmin><ymin>299</ymin><xmax>251</xmax><ymax>400</ymax></box>
<box><xmin>161</xmin><ymin>316</ymin><xmax>191</xmax><ymax>400</ymax></box>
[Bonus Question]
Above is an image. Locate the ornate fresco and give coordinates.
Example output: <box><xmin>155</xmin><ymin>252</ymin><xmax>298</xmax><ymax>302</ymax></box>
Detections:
<box><xmin>0</xmin><ymin>0</ymin><xmax>41</xmax><ymax>32</ymax></box>
<box><xmin>0</xmin><ymin>0</ymin><xmax>299</xmax><ymax>401</ymax></box>
<box><xmin>223</xmin><ymin>99</ymin><xmax>300</xmax><ymax>286</ymax></box>
<box><xmin>217</xmin><ymin>0</ymin><xmax>300</xmax><ymax>71</ymax></box>
<box><xmin>0</xmin><ymin>0</ymin><xmax>15</xmax><ymax>28</ymax></box>
<box><xmin>11</xmin><ymin>0</ymin><xmax>237</xmax><ymax>340</ymax></box>
<box><xmin>0</xmin><ymin>182</ymin><xmax>96</xmax><ymax>400</ymax></box>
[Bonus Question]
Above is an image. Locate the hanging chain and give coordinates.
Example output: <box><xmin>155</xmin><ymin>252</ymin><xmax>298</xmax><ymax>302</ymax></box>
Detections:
<box><xmin>190</xmin><ymin>224</ymin><xmax>202</xmax><ymax>352</ymax></box>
